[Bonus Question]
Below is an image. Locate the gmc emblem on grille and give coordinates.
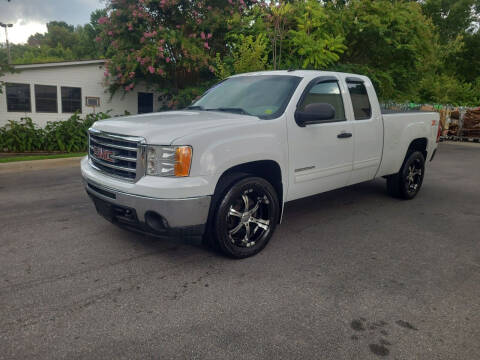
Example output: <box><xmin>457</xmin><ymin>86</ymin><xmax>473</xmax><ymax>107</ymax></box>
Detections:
<box><xmin>93</xmin><ymin>146</ymin><xmax>116</xmax><ymax>163</ymax></box>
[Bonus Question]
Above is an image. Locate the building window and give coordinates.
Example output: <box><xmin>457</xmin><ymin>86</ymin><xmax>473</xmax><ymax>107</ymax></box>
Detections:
<box><xmin>347</xmin><ymin>81</ymin><xmax>372</xmax><ymax>120</ymax></box>
<box><xmin>61</xmin><ymin>86</ymin><xmax>82</xmax><ymax>113</ymax></box>
<box><xmin>6</xmin><ymin>83</ymin><xmax>31</xmax><ymax>112</ymax></box>
<box><xmin>35</xmin><ymin>85</ymin><xmax>58</xmax><ymax>113</ymax></box>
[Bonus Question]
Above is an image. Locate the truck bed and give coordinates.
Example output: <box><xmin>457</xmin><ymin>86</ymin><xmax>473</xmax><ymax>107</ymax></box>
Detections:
<box><xmin>376</xmin><ymin>112</ymin><xmax>440</xmax><ymax>177</ymax></box>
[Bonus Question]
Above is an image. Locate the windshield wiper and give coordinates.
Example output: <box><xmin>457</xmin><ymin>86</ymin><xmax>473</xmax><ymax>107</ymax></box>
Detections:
<box><xmin>206</xmin><ymin>107</ymin><xmax>250</xmax><ymax>115</ymax></box>
<box><xmin>185</xmin><ymin>105</ymin><xmax>204</xmax><ymax>110</ymax></box>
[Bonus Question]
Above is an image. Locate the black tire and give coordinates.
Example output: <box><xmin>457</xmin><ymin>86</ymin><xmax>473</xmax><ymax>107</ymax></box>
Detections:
<box><xmin>210</xmin><ymin>176</ymin><xmax>279</xmax><ymax>258</ymax></box>
<box><xmin>387</xmin><ymin>151</ymin><xmax>425</xmax><ymax>200</ymax></box>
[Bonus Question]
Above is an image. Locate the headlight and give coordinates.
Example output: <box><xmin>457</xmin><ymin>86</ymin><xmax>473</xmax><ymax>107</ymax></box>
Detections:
<box><xmin>146</xmin><ymin>145</ymin><xmax>192</xmax><ymax>177</ymax></box>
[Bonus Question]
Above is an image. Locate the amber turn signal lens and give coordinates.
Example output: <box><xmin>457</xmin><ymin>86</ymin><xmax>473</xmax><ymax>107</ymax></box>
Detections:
<box><xmin>174</xmin><ymin>146</ymin><xmax>192</xmax><ymax>177</ymax></box>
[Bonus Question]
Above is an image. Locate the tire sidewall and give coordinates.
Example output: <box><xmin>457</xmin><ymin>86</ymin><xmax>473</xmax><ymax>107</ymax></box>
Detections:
<box><xmin>214</xmin><ymin>177</ymin><xmax>279</xmax><ymax>258</ymax></box>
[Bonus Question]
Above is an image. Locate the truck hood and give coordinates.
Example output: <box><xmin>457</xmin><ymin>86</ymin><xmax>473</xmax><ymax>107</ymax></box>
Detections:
<box><xmin>92</xmin><ymin>110</ymin><xmax>259</xmax><ymax>144</ymax></box>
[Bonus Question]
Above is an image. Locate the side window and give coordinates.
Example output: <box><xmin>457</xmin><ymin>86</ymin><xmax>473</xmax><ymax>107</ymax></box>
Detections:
<box><xmin>347</xmin><ymin>81</ymin><xmax>371</xmax><ymax>120</ymax></box>
<box><xmin>6</xmin><ymin>83</ymin><xmax>31</xmax><ymax>112</ymax></box>
<box><xmin>298</xmin><ymin>81</ymin><xmax>345</xmax><ymax>121</ymax></box>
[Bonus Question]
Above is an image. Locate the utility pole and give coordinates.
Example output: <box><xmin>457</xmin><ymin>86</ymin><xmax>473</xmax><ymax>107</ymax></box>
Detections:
<box><xmin>0</xmin><ymin>22</ymin><xmax>13</xmax><ymax>64</ymax></box>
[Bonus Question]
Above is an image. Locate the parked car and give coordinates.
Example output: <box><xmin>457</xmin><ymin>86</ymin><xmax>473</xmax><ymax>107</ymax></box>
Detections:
<box><xmin>81</xmin><ymin>70</ymin><xmax>441</xmax><ymax>258</ymax></box>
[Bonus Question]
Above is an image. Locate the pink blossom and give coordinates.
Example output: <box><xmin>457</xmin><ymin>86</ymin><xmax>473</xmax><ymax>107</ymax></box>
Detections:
<box><xmin>98</xmin><ymin>17</ymin><xmax>108</xmax><ymax>25</ymax></box>
<box><xmin>148</xmin><ymin>66</ymin><xmax>155</xmax><ymax>74</ymax></box>
<box><xmin>166</xmin><ymin>57</ymin><xmax>171</xmax><ymax>63</ymax></box>
<box><xmin>204</xmin><ymin>42</ymin><xmax>210</xmax><ymax>49</ymax></box>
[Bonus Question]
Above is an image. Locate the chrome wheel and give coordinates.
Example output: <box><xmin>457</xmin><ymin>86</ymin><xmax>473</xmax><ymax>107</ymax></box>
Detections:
<box><xmin>405</xmin><ymin>158</ymin><xmax>423</xmax><ymax>195</ymax></box>
<box><xmin>212</xmin><ymin>176</ymin><xmax>279</xmax><ymax>258</ymax></box>
<box><xmin>226</xmin><ymin>189</ymin><xmax>271</xmax><ymax>248</ymax></box>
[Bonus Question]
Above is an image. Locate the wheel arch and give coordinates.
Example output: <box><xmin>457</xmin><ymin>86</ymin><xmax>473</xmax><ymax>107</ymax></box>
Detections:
<box><xmin>213</xmin><ymin>160</ymin><xmax>284</xmax><ymax>222</ymax></box>
<box><xmin>406</xmin><ymin>137</ymin><xmax>428</xmax><ymax>160</ymax></box>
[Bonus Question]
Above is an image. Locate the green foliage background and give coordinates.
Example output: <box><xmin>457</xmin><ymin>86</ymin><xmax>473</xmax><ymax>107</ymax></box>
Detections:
<box><xmin>1</xmin><ymin>0</ymin><xmax>479</xmax><ymax>106</ymax></box>
<box><xmin>0</xmin><ymin>113</ymin><xmax>110</xmax><ymax>152</ymax></box>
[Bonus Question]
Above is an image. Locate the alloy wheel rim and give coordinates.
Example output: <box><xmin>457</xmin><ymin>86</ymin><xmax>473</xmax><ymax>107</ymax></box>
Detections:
<box><xmin>226</xmin><ymin>189</ymin><xmax>271</xmax><ymax>248</ymax></box>
<box><xmin>406</xmin><ymin>158</ymin><xmax>423</xmax><ymax>194</ymax></box>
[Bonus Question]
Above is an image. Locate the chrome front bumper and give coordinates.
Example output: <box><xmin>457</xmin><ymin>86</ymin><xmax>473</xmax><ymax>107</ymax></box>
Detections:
<box><xmin>84</xmin><ymin>179</ymin><xmax>211</xmax><ymax>236</ymax></box>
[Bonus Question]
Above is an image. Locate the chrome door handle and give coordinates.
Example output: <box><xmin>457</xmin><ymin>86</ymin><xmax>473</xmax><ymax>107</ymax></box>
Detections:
<box><xmin>337</xmin><ymin>132</ymin><xmax>352</xmax><ymax>139</ymax></box>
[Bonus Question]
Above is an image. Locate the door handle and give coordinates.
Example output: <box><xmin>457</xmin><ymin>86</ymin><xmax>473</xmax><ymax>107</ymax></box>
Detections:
<box><xmin>337</xmin><ymin>132</ymin><xmax>352</xmax><ymax>139</ymax></box>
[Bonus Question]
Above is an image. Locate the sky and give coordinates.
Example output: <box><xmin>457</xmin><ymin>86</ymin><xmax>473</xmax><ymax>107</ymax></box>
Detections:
<box><xmin>0</xmin><ymin>0</ymin><xmax>104</xmax><ymax>44</ymax></box>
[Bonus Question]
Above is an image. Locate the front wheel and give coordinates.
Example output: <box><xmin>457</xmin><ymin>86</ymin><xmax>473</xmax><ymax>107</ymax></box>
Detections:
<box><xmin>212</xmin><ymin>177</ymin><xmax>280</xmax><ymax>258</ymax></box>
<box><xmin>387</xmin><ymin>151</ymin><xmax>425</xmax><ymax>199</ymax></box>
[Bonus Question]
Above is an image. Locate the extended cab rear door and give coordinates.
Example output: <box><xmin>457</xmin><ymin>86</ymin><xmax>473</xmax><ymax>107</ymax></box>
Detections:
<box><xmin>344</xmin><ymin>77</ymin><xmax>383</xmax><ymax>185</ymax></box>
<box><xmin>286</xmin><ymin>76</ymin><xmax>354</xmax><ymax>201</ymax></box>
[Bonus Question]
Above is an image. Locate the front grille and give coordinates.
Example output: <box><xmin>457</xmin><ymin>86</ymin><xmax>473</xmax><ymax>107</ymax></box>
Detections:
<box><xmin>88</xmin><ymin>129</ymin><xmax>145</xmax><ymax>182</ymax></box>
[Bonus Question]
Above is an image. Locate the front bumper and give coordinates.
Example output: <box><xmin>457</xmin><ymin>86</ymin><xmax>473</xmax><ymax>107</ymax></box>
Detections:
<box><xmin>84</xmin><ymin>179</ymin><xmax>211</xmax><ymax>237</ymax></box>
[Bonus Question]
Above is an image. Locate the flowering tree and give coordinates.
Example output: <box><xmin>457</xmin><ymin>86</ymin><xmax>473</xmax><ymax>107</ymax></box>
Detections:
<box><xmin>99</xmin><ymin>0</ymin><xmax>259</xmax><ymax>96</ymax></box>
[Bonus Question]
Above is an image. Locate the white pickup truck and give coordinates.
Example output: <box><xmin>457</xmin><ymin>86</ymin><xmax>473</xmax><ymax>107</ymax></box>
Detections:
<box><xmin>81</xmin><ymin>70</ymin><xmax>440</xmax><ymax>258</ymax></box>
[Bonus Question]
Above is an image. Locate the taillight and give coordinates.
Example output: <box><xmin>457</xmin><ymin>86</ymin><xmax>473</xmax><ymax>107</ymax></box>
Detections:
<box><xmin>436</xmin><ymin>124</ymin><xmax>442</xmax><ymax>143</ymax></box>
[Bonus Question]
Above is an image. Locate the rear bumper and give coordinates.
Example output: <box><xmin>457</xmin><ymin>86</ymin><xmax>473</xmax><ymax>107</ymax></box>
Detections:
<box><xmin>84</xmin><ymin>179</ymin><xmax>211</xmax><ymax>237</ymax></box>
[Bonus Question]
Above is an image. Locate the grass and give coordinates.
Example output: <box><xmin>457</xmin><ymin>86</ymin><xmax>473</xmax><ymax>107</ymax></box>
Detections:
<box><xmin>0</xmin><ymin>152</ymin><xmax>86</xmax><ymax>163</ymax></box>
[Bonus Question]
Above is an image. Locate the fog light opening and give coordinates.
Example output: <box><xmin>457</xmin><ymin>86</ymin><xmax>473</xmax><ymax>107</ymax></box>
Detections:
<box><xmin>145</xmin><ymin>211</ymin><xmax>168</xmax><ymax>232</ymax></box>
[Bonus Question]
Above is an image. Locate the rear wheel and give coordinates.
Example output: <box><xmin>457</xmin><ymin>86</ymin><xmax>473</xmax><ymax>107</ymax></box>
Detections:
<box><xmin>212</xmin><ymin>176</ymin><xmax>279</xmax><ymax>258</ymax></box>
<box><xmin>387</xmin><ymin>151</ymin><xmax>425</xmax><ymax>199</ymax></box>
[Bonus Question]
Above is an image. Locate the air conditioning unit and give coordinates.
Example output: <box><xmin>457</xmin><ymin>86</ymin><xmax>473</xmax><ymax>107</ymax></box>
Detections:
<box><xmin>85</xmin><ymin>96</ymin><xmax>100</xmax><ymax>107</ymax></box>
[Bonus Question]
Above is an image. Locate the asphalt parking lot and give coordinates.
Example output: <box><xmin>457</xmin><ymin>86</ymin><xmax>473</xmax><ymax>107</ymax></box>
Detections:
<box><xmin>1</xmin><ymin>142</ymin><xmax>479</xmax><ymax>359</ymax></box>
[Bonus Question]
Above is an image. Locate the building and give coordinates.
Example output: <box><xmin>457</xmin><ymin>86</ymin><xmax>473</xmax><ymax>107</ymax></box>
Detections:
<box><xmin>0</xmin><ymin>60</ymin><xmax>163</xmax><ymax>127</ymax></box>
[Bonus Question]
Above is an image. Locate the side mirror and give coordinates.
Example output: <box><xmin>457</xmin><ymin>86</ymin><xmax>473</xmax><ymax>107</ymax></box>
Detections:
<box><xmin>295</xmin><ymin>103</ymin><xmax>335</xmax><ymax>127</ymax></box>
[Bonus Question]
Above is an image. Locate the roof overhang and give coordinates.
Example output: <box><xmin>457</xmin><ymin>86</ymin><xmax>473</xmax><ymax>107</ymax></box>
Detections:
<box><xmin>14</xmin><ymin>59</ymin><xmax>106</xmax><ymax>70</ymax></box>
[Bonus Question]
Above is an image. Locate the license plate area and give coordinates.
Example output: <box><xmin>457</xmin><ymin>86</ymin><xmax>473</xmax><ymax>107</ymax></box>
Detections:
<box><xmin>89</xmin><ymin>194</ymin><xmax>138</xmax><ymax>224</ymax></box>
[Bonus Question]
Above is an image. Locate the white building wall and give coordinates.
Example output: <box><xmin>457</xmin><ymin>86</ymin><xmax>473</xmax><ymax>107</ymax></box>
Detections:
<box><xmin>0</xmin><ymin>61</ymin><xmax>163</xmax><ymax>127</ymax></box>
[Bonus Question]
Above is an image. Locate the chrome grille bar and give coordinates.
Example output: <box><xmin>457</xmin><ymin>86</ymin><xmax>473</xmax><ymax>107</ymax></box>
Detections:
<box><xmin>88</xmin><ymin>128</ymin><xmax>146</xmax><ymax>182</ymax></box>
<box><xmin>89</xmin><ymin>153</ymin><xmax>137</xmax><ymax>173</ymax></box>
<box><xmin>89</xmin><ymin>137</ymin><xmax>138</xmax><ymax>152</ymax></box>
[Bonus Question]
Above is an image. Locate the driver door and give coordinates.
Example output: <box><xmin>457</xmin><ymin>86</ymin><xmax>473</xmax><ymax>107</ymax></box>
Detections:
<box><xmin>287</xmin><ymin>77</ymin><xmax>354</xmax><ymax>201</ymax></box>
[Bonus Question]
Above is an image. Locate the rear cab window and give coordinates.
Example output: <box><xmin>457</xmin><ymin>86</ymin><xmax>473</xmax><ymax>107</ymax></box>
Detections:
<box><xmin>346</xmin><ymin>80</ymin><xmax>372</xmax><ymax>120</ymax></box>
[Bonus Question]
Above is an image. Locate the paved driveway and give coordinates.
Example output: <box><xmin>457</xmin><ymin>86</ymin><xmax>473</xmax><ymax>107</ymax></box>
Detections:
<box><xmin>1</xmin><ymin>143</ymin><xmax>479</xmax><ymax>359</ymax></box>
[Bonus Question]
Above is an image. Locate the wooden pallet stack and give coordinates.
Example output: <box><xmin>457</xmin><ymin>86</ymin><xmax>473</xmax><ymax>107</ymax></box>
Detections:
<box><xmin>460</xmin><ymin>107</ymin><xmax>480</xmax><ymax>140</ymax></box>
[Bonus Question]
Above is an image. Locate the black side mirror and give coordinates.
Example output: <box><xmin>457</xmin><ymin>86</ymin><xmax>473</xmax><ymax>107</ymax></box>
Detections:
<box><xmin>295</xmin><ymin>103</ymin><xmax>335</xmax><ymax>127</ymax></box>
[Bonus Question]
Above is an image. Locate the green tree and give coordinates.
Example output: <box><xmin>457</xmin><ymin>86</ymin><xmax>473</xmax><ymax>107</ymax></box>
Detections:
<box><xmin>421</xmin><ymin>0</ymin><xmax>480</xmax><ymax>42</ymax></box>
<box><xmin>288</xmin><ymin>0</ymin><xmax>346</xmax><ymax>69</ymax></box>
<box><xmin>98</xmin><ymin>0</ymin><xmax>260</xmax><ymax>95</ymax></box>
<box><xmin>264</xmin><ymin>2</ymin><xmax>293</xmax><ymax>70</ymax></box>
<box><xmin>215</xmin><ymin>34</ymin><xmax>269</xmax><ymax>79</ymax></box>
<box><xmin>0</xmin><ymin>57</ymin><xmax>14</xmax><ymax>94</ymax></box>
<box><xmin>331</xmin><ymin>0</ymin><xmax>437</xmax><ymax>101</ymax></box>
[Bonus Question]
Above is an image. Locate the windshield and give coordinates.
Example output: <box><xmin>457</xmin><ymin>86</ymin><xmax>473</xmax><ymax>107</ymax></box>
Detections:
<box><xmin>189</xmin><ymin>75</ymin><xmax>302</xmax><ymax>119</ymax></box>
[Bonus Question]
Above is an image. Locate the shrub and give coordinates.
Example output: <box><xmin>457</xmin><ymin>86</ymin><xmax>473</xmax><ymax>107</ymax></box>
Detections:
<box><xmin>0</xmin><ymin>112</ymin><xmax>110</xmax><ymax>153</ymax></box>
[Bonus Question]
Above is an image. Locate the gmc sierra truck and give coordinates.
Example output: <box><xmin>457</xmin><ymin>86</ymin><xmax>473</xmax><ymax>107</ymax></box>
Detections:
<box><xmin>81</xmin><ymin>70</ymin><xmax>440</xmax><ymax>258</ymax></box>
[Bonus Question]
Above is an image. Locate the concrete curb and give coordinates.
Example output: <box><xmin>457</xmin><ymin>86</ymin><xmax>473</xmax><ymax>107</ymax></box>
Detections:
<box><xmin>0</xmin><ymin>156</ymin><xmax>83</xmax><ymax>174</ymax></box>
